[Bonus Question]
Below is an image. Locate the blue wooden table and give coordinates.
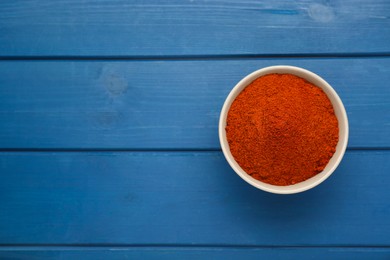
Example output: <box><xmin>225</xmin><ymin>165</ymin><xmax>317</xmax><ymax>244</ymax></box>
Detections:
<box><xmin>1</xmin><ymin>1</ymin><xmax>390</xmax><ymax>259</ymax></box>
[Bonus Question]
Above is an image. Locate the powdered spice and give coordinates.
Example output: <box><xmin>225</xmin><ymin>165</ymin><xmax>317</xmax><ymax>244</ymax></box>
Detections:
<box><xmin>226</xmin><ymin>73</ymin><xmax>339</xmax><ymax>186</ymax></box>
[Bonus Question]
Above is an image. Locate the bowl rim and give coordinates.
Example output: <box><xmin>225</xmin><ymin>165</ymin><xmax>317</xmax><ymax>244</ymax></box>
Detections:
<box><xmin>219</xmin><ymin>65</ymin><xmax>349</xmax><ymax>194</ymax></box>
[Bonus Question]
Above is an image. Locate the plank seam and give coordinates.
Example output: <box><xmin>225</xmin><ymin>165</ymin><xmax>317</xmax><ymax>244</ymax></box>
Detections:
<box><xmin>1</xmin><ymin>53</ymin><xmax>390</xmax><ymax>61</ymax></box>
<box><xmin>0</xmin><ymin>245</ymin><xmax>389</xmax><ymax>249</ymax></box>
<box><xmin>0</xmin><ymin>148</ymin><xmax>388</xmax><ymax>152</ymax></box>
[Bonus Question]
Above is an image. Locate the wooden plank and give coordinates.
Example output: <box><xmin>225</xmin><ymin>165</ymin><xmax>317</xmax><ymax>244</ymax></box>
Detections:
<box><xmin>0</xmin><ymin>247</ymin><xmax>389</xmax><ymax>260</ymax></box>
<box><xmin>0</xmin><ymin>58</ymin><xmax>389</xmax><ymax>149</ymax></box>
<box><xmin>0</xmin><ymin>151</ymin><xmax>389</xmax><ymax>245</ymax></box>
<box><xmin>0</xmin><ymin>0</ymin><xmax>389</xmax><ymax>56</ymax></box>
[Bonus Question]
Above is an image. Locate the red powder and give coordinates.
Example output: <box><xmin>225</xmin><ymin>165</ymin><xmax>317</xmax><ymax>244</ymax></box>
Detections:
<box><xmin>226</xmin><ymin>73</ymin><xmax>339</xmax><ymax>186</ymax></box>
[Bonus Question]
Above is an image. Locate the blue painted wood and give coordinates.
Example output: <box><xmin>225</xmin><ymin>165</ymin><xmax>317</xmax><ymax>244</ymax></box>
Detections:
<box><xmin>0</xmin><ymin>1</ymin><xmax>390</xmax><ymax>56</ymax></box>
<box><xmin>0</xmin><ymin>151</ymin><xmax>389</xmax><ymax>245</ymax></box>
<box><xmin>0</xmin><ymin>58</ymin><xmax>389</xmax><ymax>149</ymax></box>
<box><xmin>0</xmin><ymin>247</ymin><xmax>389</xmax><ymax>260</ymax></box>
<box><xmin>1</xmin><ymin>0</ymin><xmax>389</xmax><ymax>256</ymax></box>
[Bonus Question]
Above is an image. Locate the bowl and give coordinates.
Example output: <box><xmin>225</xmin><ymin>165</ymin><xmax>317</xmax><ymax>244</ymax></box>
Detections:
<box><xmin>219</xmin><ymin>65</ymin><xmax>349</xmax><ymax>194</ymax></box>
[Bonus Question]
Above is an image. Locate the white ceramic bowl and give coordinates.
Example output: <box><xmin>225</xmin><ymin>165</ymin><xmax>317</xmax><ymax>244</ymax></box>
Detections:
<box><xmin>219</xmin><ymin>65</ymin><xmax>349</xmax><ymax>194</ymax></box>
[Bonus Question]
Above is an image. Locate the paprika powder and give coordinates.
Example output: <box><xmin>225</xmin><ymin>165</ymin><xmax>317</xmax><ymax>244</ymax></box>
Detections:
<box><xmin>226</xmin><ymin>73</ymin><xmax>339</xmax><ymax>186</ymax></box>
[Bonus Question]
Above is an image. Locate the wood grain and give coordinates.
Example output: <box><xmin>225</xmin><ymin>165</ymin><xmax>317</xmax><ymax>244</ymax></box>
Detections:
<box><xmin>0</xmin><ymin>0</ymin><xmax>389</xmax><ymax>56</ymax></box>
<box><xmin>1</xmin><ymin>1</ymin><xmax>389</xmax><ymax>256</ymax></box>
<box><xmin>0</xmin><ymin>58</ymin><xmax>389</xmax><ymax>149</ymax></box>
<box><xmin>0</xmin><ymin>151</ymin><xmax>389</xmax><ymax>245</ymax></box>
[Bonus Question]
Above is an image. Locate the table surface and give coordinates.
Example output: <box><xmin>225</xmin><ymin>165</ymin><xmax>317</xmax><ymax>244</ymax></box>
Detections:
<box><xmin>1</xmin><ymin>0</ymin><xmax>390</xmax><ymax>259</ymax></box>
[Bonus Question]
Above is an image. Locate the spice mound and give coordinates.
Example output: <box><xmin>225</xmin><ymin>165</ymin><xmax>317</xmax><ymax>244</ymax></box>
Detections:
<box><xmin>226</xmin><ymin>73</ymin><xmax>339</xmax><ymax>186</ymax></box>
